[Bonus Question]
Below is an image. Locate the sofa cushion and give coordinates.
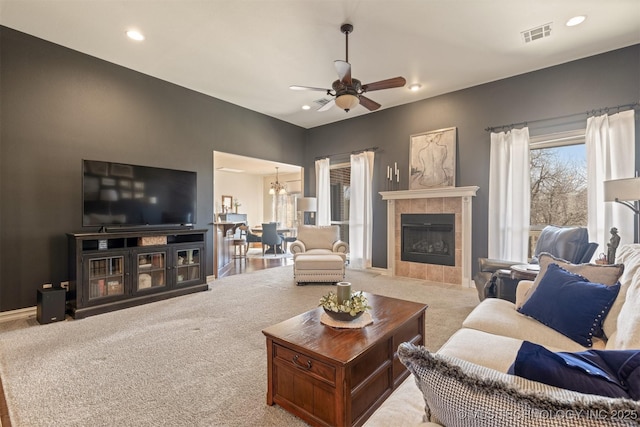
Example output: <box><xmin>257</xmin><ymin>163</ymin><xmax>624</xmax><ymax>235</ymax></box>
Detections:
<box><xmin>607</xmin><ymin>259</ymin><xmax>640</xmax><ymax>350</ymax></box>
<box><xmin>398</xmin><ymin>343</ymin><xmax>640</xmax><ymax>427</ymax></box>
<box><xmin>518</xmin><ymin>264</ymin><xmax>620</xmax><ymax>347</ymax></box>
<box><xmin>462</xmin><ymin>298</ymin><xmax>603</xmax><ymax>352</ymax></box>
<box><xmin>509</xmin><ymin>341</ymin><xmax>640</xmax><ymax>399</ymax></box>
<box><xmin>296</xmin><ymin>225</ymin><xmax>340</xmax><ymax>250</ymax></box>
<box><xmin>362</xmin><ymin>377</ymin><xmax>432</xmax><ymax>427</ymax></box>
<box><xmin>606</xmin><ymin>244</ymin><xmax>640</xmax><ymax>347</ymax></box>
<box><xmin>520</xmin><ymin>253</ymin><xmax>624</xmax><ymax>310</ymax></box>
<box><xmin>438</xmin><ymin>328</ymin><xmax>530</xmax><ymax>372</ymax></box>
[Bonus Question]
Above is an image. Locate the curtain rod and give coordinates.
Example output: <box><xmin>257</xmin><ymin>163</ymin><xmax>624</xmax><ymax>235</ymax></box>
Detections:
<box><xmin>485</xmin><ymin>102</ymin><xmax>639</xmax><ymax>133</ymax></box>
<box><xmin>315</xmin><ymin>146</ymin><xmax>378</xmax><ymax>161</ymax></box>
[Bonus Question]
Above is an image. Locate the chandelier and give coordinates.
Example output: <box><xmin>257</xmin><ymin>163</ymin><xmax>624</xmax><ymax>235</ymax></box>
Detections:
<box><xmin>269</xmin><ymin>167</ymin><xmax>287</xmax><ymax>195</ymax></box>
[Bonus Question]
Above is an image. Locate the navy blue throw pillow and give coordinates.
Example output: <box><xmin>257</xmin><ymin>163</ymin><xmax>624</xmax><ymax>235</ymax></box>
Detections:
<box><xmin>517</xmin><ymin>263</ymin><xmax>620</xmax><ymax>347</ymax></box>
<box><xmin>509</xmin><ymin>341</ymin><xmax>640</xmax><ymax>400</ymax></box>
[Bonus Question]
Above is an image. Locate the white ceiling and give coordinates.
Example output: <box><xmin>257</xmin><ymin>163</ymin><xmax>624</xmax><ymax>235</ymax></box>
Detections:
<box><xmin>1</xmin><ymin>0</ymin><xmax>639</xmax><ymax>130</ymax></box>
<box><xmin>214</xmin><ymin>151</ymin><xmax>301</xmax><ymax>176</ymax></box>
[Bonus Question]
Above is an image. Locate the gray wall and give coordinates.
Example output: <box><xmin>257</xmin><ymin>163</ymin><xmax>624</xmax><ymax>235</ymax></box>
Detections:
<box><xmin>305</xmin><ymin>44</ymin><xmax>640</xmax><ymax>269</ymax></box>
<box><xmin>0</xmin><ymin>26</ymin><xmax>306</xmax><ymax>311</ymax></box>
<box><xmin>1</xmin><ymin>24</ymin><xmax>638</xmax><ymax>312</ymax></box>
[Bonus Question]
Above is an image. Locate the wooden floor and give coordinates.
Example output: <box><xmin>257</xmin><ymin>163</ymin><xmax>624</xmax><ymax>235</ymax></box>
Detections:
<box><xmin>0</xmin><ymin>258</ymin><xmax>290</xmax><ymax>427</ymax></box>
<box><xmin>223</xmin><ymin>254</ymin><xmax>295</xmax><ymax>277</ymax></box>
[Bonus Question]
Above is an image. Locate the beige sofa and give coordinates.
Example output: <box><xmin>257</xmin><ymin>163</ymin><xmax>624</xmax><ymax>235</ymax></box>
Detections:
<box><xmin>365</xmin><ymin>244</ymin><xmax>640</xmax><ymax>426</ymax></box>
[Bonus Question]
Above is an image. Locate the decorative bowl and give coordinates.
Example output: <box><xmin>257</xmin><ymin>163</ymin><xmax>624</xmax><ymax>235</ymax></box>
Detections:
<box><xmin>323</xmin><ymin>307</ymin><xmax>364</xmax><ymax>322</ymax></box>
<box><xmin>319</xmin><ymin>290</ymin><xmax>370</xmax><ymax>322</ymax></box>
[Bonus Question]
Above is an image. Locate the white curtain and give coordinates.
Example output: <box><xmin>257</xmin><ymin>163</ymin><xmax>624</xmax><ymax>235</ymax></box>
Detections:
<box><xmin>315</xmin><ymin>158</ymin><xmax>331</xmax><ymax>226</ymax></box>
<box><xmin>488</xmin><ymin>127</ymin><xmax>531</xmax><ymax>261</ymax></box>
<box><xmin>586</xmin><ymin>110</ymin><xmax>635</xmax><ymax>249</ymax></box>
<box><xmin>349</xmin><ymin>151</ymin><xmax>375</xmax><ymax>269</ymax></box>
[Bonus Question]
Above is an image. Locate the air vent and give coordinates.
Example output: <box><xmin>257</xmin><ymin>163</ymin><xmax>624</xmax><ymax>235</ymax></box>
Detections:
<box><xmin>521</xmin><ymin>22</ymin><xmax>552</xmax><ymax>43</ymax></box>
<box><xmin>313</xmin><ymin>98</ymin><xmax>331</xmax><ymax>107</ymax></box>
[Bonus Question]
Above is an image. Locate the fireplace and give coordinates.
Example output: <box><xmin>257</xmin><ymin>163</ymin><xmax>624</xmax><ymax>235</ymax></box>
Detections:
<box><xmin>401</xmin><ymin>213</ymin><xmax>455</xmax><ymax>266</ymax></box>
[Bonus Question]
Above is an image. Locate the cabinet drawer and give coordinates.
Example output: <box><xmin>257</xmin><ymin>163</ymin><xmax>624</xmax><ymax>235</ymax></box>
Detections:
<box><xmin>274</xmin><ymin>344</ymin><xmax>336</xmax><ymax>385</ymax></box>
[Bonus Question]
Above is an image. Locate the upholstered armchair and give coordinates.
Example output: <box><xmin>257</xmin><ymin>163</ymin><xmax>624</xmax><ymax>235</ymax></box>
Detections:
<box><xmin>473</xmin><ymin>225</ymin><xmax>598</xmax><ymax>301</ymax></box>
<box><xmin>289</xmin><ymin>225</ymin><xmax>349</xmax><ymax>260</ymax></box>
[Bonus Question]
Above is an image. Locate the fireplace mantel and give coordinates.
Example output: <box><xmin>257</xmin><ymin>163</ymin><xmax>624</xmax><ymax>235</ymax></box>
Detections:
<box><xmin>379</xmin><ymin>186</ymin><xmax>479</xmax><ymax>200</ymax></box>
<box><xmin>379</xmin><ymin>186</ymin><xmax>479</xmax><ymax>287</ymax></box>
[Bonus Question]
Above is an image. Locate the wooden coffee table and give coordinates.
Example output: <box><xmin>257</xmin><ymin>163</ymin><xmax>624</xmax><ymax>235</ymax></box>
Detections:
<box><xmin>262</xmin><ymin>293</ymin><xmax>427</xmax><ymax>427</ymax></box>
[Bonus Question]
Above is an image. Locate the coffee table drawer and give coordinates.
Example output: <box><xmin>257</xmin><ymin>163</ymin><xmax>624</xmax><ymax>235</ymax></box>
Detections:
<box><xmin>274</xmin><ymin>344</ymin><xmax>336</xmax><ymax>385</ymax></box>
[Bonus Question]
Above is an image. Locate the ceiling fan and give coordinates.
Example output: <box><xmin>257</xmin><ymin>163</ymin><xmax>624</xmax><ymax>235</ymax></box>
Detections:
<box><xmin>290</xmin><ymin>23</ymin><xmax>406</xmax><ymax>113</ymax></box>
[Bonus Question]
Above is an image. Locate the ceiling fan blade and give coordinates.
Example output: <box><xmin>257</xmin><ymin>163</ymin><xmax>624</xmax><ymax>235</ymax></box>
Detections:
<box><xmin>361</xmin><ymin>77</ymin><xmax>406</xmax><ymax>92</ymax></box>
<box><xmin>359</xmin><ymin>95</ymin><xmax>381</xmax><ymax>111</ymax></box>
<box><xmin>289</xmin><ymin>85</ymin><xmax>329</xmax><ymax>92</ymax></box>
<box><xmin>334</xmin><ymin>60</ymin><xmax>352</xmax><ymax>85</ymax></box>
<box><xmin>317</xmin><ymin>99</ymin><xmax>335</xmax><ymax>112</ymax></box>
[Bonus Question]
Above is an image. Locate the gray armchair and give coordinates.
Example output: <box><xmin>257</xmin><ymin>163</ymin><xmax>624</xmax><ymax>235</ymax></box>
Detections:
<box><xmin>473</xmin><ymin>225</ymin><xmax>598</xmax><ymax>301</ymax></box>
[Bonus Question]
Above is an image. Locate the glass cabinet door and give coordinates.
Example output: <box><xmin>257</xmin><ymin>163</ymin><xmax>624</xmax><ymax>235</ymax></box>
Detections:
<box><xmin>175</xmin><ymin>248</ymin><xmax>201</xmax><ymax>285</ymax></box>
<box><xmin>136</xmin><ymin>251</ymin><xmax>167</xmax><ymax>291</ymax></box>
<box><xmin>88</xmin><ymin>256</ymin><xmax>125</xmax><ymax>299</ymax></box>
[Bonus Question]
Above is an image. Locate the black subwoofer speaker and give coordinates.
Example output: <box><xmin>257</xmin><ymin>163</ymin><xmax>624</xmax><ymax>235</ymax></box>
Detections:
<box><xmin>37</xmin><ymin>287</ymin><xmax>66</xmax><ymax>324</ymax></box>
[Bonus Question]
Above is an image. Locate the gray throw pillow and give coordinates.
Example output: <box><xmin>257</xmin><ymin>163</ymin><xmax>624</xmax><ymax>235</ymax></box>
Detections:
<box><xmin>398</xmin><ymin>343</ymin><xmax>640</xmax><ymax>427</ymax></box>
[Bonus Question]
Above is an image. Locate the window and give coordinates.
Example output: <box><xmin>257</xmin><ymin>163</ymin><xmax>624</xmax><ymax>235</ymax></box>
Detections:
<box><xmin>272</xmin><ymin>194</ymin><xmax>296</xmax><ymax>228</ymax></box>
<box><xmin>528</xmin><ymin>129</ymin><xmax>587</xmax><ymax>255</ymax></box>
<box><xmin>330</xmin><ymin>163</ymin><xmax>350</xmax><ymax>243</ymax></box>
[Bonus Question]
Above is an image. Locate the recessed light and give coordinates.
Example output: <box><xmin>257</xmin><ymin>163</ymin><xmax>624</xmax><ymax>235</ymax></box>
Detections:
<box><xmin>126</xmin><ymin>30</ymin><xmax>145</xmax><ymax>41</ymax></box>
<box><xmin>566</xmin><ymin>16</ymin><xmax>586</xmax><ymax>27</ymax></box>
<box><xmin>408</xmin><ymin>84</ymin><xmax>422</xmax><ymax>92</ymax></box>
<box><xmin>302</xmin><ymin>105</ymin><xmax>311</xmax><ymax>110</ymax></box>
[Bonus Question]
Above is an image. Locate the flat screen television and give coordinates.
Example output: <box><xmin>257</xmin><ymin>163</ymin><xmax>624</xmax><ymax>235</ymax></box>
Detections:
<box><xmin>83</xmin><ymin>160</ymin><xmax>197</xmax><ymax>228</ymax></box>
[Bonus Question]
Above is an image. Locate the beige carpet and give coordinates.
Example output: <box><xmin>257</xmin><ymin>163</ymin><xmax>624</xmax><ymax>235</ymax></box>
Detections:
<box><xmin>0</xmin><ymin>266</ymin><xmax>478</xmax><ymax>427</ymax></box>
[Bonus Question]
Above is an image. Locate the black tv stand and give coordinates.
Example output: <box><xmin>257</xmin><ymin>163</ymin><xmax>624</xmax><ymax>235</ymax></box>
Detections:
<box><xmin>67</xmin><ymin>228</ymin><xmax>208</xmax><ymax>319</ymax></box>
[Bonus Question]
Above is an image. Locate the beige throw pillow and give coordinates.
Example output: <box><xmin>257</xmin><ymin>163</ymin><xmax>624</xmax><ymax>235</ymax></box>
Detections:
<box><xmin>519</xmin><ymin>253</ymin><xmax>623</xmax><ymax>305</ymax></box>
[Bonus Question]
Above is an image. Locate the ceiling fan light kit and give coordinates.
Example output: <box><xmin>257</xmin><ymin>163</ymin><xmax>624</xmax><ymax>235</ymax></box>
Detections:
<box><xmin>335</xmin><ymin>94</ymin><xmax>359</xmax><ymax>111</ymax></box>
<box><xmin>291</xmin><ymin>23</ymin><xmax>406</xmax><ymax>113</ymax></box>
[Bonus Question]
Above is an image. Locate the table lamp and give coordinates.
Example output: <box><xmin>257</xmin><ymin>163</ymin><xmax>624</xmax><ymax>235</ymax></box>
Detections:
<box><xmin>297</xmin><ymin>197</ymin><xmax>317</xmax><ymax>225</ymax></box>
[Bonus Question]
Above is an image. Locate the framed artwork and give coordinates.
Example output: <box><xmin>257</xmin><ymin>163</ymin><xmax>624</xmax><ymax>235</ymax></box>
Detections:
<box><xmin>409</xmin><ymin>127</ymin><xmax>457</xmax><ymax>189</ymax></box>
<box><xmin>221</xmin><ymin>195</ymin><xmax>233</xmax><ymax>213</ymax></box>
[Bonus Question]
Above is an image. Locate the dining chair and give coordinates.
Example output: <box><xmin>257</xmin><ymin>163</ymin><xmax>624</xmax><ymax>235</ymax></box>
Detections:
<box><xmin>261</xmin><ymin>223</ymin><xmax>284</xmax><ymax>256</ymax></box>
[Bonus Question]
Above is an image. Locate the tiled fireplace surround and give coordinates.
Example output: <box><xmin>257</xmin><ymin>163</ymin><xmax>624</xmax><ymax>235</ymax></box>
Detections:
<box><xmin>380</xmin><ymin>187</ymin><xmax>479</xmax><ymax>287</ymax></box>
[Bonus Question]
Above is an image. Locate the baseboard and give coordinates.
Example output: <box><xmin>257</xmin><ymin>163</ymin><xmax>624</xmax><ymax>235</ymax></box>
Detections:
<box><xmin>368</xmin><ymin>266</ymin><xmax>390</xmax><ymax>275</ymax></box>
<box><xmin>0</xmin><ymin>306</ymin><xmax>36</xmax><ymax>323</ymax></box>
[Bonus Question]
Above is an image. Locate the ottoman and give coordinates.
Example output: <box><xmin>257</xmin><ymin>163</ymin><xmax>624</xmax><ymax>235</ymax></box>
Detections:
<box><xmin>294</xmin><ymin>254</ymin><xmax>345</xmax><ymax>285</ymax></box>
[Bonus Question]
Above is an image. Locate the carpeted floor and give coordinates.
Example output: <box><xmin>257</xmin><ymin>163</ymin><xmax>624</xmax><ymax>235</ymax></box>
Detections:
<box><xmin>0</xmin><ymin>266</ymin><xmax>478</xmax><ymax>426</ymax></box>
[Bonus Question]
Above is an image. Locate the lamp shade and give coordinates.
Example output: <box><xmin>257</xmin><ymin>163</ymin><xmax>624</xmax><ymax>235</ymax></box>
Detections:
<box><xmin>335</xmin><ymin>94</ymin><xmax>359</xmax><ymax>111</ymax></box>
<box><xmin>604</xmin><ymin>177</ymin><xmax>640</xmax><ymax>202</ymax></box>
<box><xmin>297</xmin><ymin>197</ymin><xmax>317</xmax><ymax>212</ymax></box>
